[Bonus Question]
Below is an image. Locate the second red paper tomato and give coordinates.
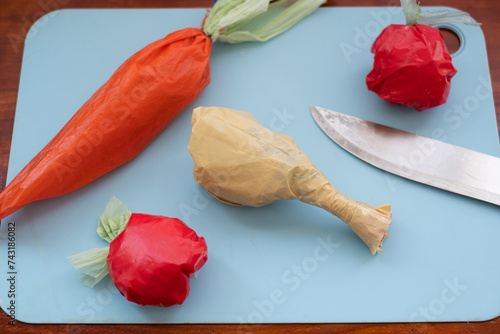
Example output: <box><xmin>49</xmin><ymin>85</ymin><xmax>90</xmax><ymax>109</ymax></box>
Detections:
<box><xmin>366</xmin><ymin>0</ymin><xmax>478</xmax><ymax>111</ymax></box>
<box><xmin>366</xmin><ymin>23</ymin><xmax>456</xmax><ymax>111</ymax></box>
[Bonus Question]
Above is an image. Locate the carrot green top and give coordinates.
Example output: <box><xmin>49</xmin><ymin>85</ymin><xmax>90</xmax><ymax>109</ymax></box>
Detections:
<box><xmin>203</xmin><ymin>0</ymin><xmax>326</xmax><ymax>43</ymax></box>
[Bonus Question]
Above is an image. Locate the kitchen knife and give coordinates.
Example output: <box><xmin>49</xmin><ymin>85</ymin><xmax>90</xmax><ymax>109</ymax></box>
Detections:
<box><xmin>310</xmin><ymin>105</ymin><xmax>500</xmax><ymax>206</ymax></box>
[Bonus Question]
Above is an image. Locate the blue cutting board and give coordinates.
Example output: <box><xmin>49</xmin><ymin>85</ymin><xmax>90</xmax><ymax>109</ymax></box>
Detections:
<box><xmin>1</xmin><ymin>7</ymin><xmax>499</xmax><ymax>324</ymax></box>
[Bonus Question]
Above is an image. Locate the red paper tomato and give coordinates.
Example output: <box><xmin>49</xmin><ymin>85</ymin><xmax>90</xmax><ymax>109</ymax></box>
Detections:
<box><xmin>107</xmin><ymin>214</ymin><xmax>208</xmax><ymax>307</ymax></box>
<box><xmin>366</xmin><ymin>23</ymin><xmax>457</xmax><ymax>111</ymax></box>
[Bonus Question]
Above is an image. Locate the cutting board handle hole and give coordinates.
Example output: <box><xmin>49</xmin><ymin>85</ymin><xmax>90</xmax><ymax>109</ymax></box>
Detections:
<box><xmin>439</xmin><ymin>27</ymin><xmax>461</xmax><ymax>55</ymax></box>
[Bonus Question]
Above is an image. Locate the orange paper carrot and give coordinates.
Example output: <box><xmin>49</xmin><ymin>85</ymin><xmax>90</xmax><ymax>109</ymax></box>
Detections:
<box><xmin>0</xmin><ymin>0</ymin><xmax>325</xmax><ymax>220</ymax></box>
<box><xmin>0</xmin><ymin>28</ymin><xmax>211</xmax><ymax>220</ymax></box>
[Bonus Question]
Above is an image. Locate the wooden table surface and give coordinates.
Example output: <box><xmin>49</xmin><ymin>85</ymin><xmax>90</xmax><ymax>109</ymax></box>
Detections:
<box><xmin>0</xmin><ymin>0</ymin><xmax>499</xmax><ymax>333</ymax></box>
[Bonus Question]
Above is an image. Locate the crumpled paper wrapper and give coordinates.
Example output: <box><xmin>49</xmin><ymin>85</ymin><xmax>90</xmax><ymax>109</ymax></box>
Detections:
<box><xmin>188</xmin><ymin>106</ymin><xmax>391</xmax><ymax>254</ymax></box>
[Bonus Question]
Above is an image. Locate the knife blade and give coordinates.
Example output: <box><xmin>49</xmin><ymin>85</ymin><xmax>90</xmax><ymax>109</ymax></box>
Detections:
<box><xmin>310</xmin><ymin>105</ymin><xmax>500</xmax><ymax>206</ymax></box>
